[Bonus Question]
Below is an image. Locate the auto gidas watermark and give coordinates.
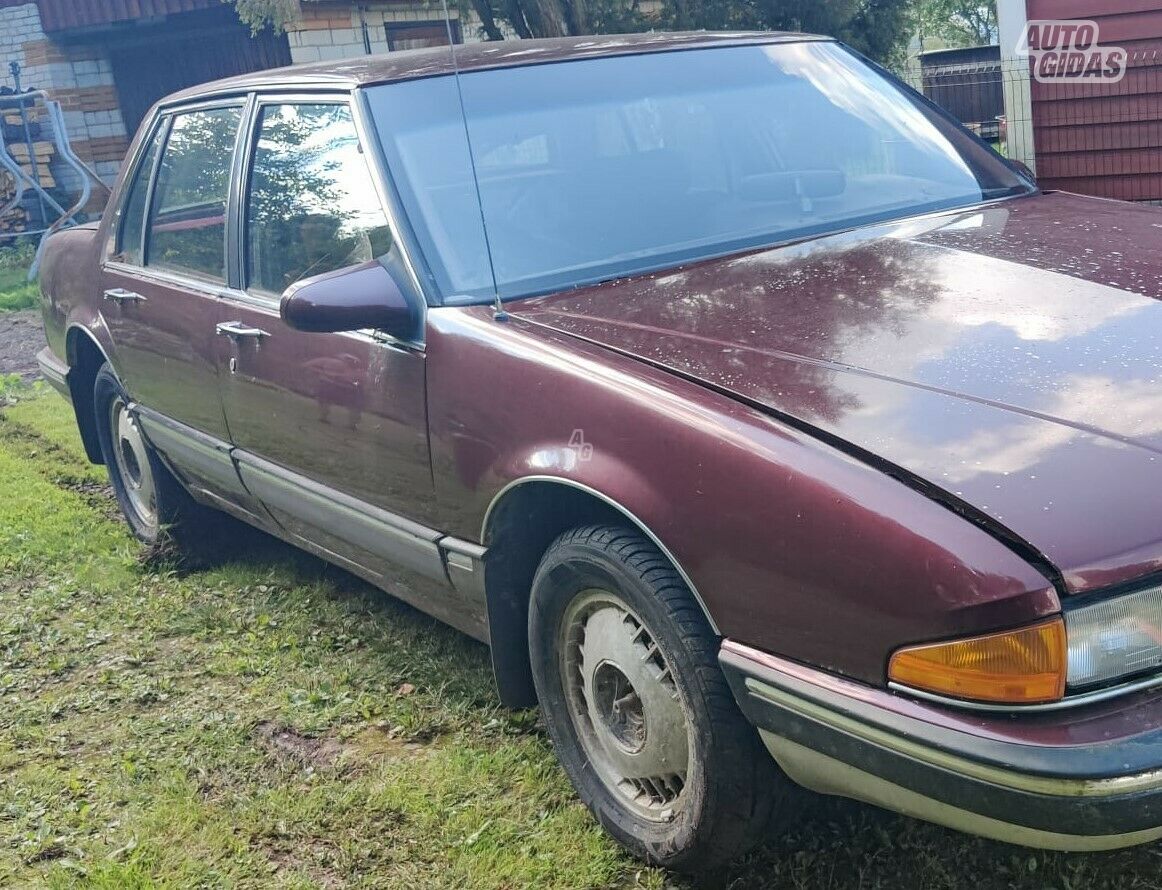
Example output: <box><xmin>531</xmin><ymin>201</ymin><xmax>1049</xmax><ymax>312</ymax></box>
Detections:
<box><xmin>1017</xmin><ymin>20</ymin><xmax>1128</xmax><ymax>84</ymax></box>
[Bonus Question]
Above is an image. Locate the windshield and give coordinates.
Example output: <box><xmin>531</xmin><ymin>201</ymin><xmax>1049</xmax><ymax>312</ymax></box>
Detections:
<box><xmin>368</xmin><ymin>41</ymin><xmax>1031</xmax><ymax>304</ymax></box>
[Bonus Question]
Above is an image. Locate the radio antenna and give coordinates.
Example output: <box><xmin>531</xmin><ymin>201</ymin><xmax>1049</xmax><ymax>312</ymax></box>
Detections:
<box><xmin>440</xmin><ymin>0</ymin><xmax>507</xmax><ymax>321</ymax></box>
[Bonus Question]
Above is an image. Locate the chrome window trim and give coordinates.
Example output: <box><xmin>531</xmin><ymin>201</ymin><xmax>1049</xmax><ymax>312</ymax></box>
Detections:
<box><xmin>104</xmin><ymin>98</ymin><xmax>249</xmax><ymax>282</ymax></box>
<box><xmin>154</xmin><ymin>83</ymin><xmax>356</xmax><ymax>114</ymax></box>
<box><xmin>481</xmin><ymin>475</ymin><xmax>720</xmax><ymax>635</ymax></box>
<box><xmin>889</xmin><ymin>672</ymin><xmax>1162</xmax><ymax>714</ymax></box>
<box><xmin>102</xmin><ymin>260</ymin><xmax>234</xmax><ymax>299</ymax></box>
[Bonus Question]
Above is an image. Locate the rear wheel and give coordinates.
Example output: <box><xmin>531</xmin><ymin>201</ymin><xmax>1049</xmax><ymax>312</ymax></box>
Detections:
<box><xmin>93</xmin><ymin>363</ymin><xmax>223</xmax><ymax>552</ymax></box>
<box><xmin>528</xmin><ymin>525</ymin><xmax>786</xmax><ymax>872</ymax></box>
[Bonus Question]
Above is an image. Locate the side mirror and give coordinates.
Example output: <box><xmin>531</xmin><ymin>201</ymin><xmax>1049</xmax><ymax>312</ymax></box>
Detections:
<box><xmin>280</xmin><ymin>261</ymin><xmax>421</xmax><ymax>340</ymax></box>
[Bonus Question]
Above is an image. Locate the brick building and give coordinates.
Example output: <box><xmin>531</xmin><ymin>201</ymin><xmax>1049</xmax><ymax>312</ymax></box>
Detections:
<box><xmin>0</xmin><ymin>0</ymin><xmax>485</xmax><ymax>194</ymax></box>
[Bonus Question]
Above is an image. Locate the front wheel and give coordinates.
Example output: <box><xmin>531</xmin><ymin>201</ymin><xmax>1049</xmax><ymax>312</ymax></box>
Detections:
<box><xmin>528</xmin><ymin>525</ymin><xmax>786</xmax><ymax>872</ymax></box>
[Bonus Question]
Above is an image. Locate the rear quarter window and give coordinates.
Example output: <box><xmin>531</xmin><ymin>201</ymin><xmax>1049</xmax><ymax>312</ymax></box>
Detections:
<box><xmin>115</xmin><ymin>123</ymin><xmax>165</xmax><ymax>266</ymax></box>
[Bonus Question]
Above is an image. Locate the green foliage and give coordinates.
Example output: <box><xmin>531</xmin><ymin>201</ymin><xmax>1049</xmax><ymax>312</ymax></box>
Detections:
<box><xmin>0</xmin><ymin>273</ymin><xmax>37</xmax><ymax>311</ymax></box>
<box><xmin>662</xmin><ymin>0</ymin><xmax>917</xmax><ymax>67</ymax></box>
<box><xmin>0</xmin><ymin>260</ymin><xmax>37</xmax><ymax>312</ymax></box>
<box><xmin>461</xmin><ymin>0</ymin><xmax>916</xmax><ymax>64</ymax></box>
<box><xmin>228</xmin><ymin>0</ymin><xmax>301</xmax><ymax>34</ymax></box>
<box><xmin>0</xmin><ymin>239</ymin><xmax>36</xmax><ymax>271</ymax></box>
<box><xmin>917</xmin><ymin>0</ymin><xmax>998</xmax><ymax>47</ymax></box>
<box><xmin>230</xmin><ymin>0</ymin><xmax>914</xmax><ymax>66</ymax></box>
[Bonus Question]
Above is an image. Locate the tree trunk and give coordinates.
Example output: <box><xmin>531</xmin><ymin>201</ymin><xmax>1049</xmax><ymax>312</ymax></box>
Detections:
<box><xmin>568</xmin><ymin>0</ymin><xmax>589</xmax><ymax>35</ymax></box>
<box><xmin>469</xmin><ymin>0</ymin><xmax>506</xmax><ymax>39</ymax></box>
<box><xmin>504</xmin><ymin>0</ymin><xmax>535</xmax><ymax>38</ymax></box>
<box><xmin>520</xmin><ymin>0</ymin><xmax>572</xmax><ymax>37</ymax></box>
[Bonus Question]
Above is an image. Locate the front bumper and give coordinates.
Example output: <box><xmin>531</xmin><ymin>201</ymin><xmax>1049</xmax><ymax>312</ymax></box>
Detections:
<box><xmin>721</xmin><ymin>640</ymin><xmax>1162</xmax><ymax>851</ymax></box>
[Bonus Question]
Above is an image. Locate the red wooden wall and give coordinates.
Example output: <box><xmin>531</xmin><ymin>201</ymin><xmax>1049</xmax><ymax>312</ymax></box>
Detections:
<box><xmin>1027</xmin><ymin>0</ymin><xmax>1162</xmax><ymax>201</ymax></box>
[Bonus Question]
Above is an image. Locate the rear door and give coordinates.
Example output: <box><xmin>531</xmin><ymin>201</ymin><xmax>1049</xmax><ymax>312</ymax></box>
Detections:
<box><xmin>101</xmin><ymin>102</ymin><xmax>259</xmax><ymax>517</ymax></box>
<box><xmin>215</xmin><ymin>96</ymin><xmax>444</xmax><ymax>590</ymax></box>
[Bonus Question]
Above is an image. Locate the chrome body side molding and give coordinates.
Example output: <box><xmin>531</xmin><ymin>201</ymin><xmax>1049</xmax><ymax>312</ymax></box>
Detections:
<box><xmin>439</xmin><ymin>537</ymin><xmax>488</xmax><ymax>608</ymax></box>
<box><xmin>134</xmin><ymin>404</ymin><xmax>249</xmax><ymax>498</ymax></box>
<box><xmin>233</xmin><ymin>449</ymin><xmax>449</xmax><ymax>584</ymax></box>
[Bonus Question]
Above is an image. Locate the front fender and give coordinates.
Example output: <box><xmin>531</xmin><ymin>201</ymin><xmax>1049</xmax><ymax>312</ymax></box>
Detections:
<box><xmin>425</xmin><ymin>306</ymin><xmax>1059</xmax><ymax>686</ymax></box>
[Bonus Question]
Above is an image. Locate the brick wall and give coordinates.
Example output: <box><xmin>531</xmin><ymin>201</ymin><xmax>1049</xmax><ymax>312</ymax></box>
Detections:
<box><xmin>285</xmin><ymin>1</ymin><xmax>489</xmax><ymax>64</ymax></box>
<box><xmin>0</xmin><ymin>1</ymin><xmax>127</xmax><ymax>193</ymax></box>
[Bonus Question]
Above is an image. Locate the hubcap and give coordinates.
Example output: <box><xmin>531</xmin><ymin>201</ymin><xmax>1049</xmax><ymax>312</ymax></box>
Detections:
<box><xmin>561</xmin><ymin>589</ymin><xmax>691</xmax><ymax>821</ymax></box>
<box><xmin>109</xmin><ymin>396</ymin><xmax>156</xmax><ymax>528</ymax></box>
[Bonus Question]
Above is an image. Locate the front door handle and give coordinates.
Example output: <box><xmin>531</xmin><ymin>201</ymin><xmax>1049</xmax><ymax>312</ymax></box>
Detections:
<box><xmin>216</xmin><ymin>321</ymin><xmax>270</xmax><ymax>341</ymax></box>
<box><xmin>103</xmin><ymin>288</ymin><xmax>146</xmax><ymax>305</ymax></box>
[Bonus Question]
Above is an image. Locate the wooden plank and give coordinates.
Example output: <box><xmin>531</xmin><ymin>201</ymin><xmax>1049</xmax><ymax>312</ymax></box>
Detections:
<box><xmin>1028</xmin><ymin>0</ymin><xmax>1162</xmax><ymax>17</ymax></box>
<box><xmin>1031</xmin><ymin>65</ymin><xmax>1162</xmax><ymax>103</ymax></box>
<box><xmin>1031</xmin><ymin>90</ymin><xmax>1162</xmax><ymax>126</ymax></box>
<box><xmin>1083</xmin><ymin>12</ymin><xmax>1162</xmax><ymax>44</ymax></box>
<box><xmin>1037</xmin><ymin>147</ymin><xmax>1162</xmax><ymax>178</ymax></box>
<box><xmin>1034</xmin><ymin>120</ymin><xmax>1162</xmax><ymax>152</ymax></box>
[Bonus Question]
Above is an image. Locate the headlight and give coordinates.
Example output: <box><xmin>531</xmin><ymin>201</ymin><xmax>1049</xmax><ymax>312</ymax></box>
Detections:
<box><xmin>1065</xmin><ymin>583</ymin><xmax>1162</xmax><ymax>689</ymax></box>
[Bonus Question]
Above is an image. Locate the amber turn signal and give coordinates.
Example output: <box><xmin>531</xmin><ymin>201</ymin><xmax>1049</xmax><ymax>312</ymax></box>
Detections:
<box><xmin>888</xmin><ymin>618</ymin><xmax>1067</xmax><ymax>705</ymax></box>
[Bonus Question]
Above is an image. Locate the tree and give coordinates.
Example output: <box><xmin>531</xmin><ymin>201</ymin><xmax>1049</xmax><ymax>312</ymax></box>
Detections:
<box><xmin>230</xmin><ymin>0</ymin><xmax>301</xmax><ymax>34</ymax></box>
<box><xmin>469</xmin><ymin>0</ymin><xmax>916</xmax><ymax>64</ymax></box>
<box><xmin>228</xmin><ymin>0</ymin><xmax>917</xmax><ymax>67</ymax></box>
<box><xmin>917</xmin><ymin>0</ymin><xmax>997</xmax><ymax>47</ymax></box>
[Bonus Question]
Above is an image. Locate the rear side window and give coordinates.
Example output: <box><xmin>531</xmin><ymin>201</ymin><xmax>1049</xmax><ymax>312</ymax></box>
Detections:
<box><xmin>146</xmin><ymin>106</ymin><xmax>242</xmax><ymax>283</ymax></box>
<box><xmin>245</xmin><ymin>103</ymin><xmax>392</xmax><ymax>296</ymax></box>
<box><xmin>116</xmin><ymin>123</ymin><xmax>165</xmax><ymax>265</ymax></box>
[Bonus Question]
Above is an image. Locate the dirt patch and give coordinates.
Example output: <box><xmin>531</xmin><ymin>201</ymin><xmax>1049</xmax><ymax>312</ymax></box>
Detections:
<box><xmin>348</xmin><ymin>724</ymin><xmax>432</xmax><ymax>761</ymax></box>
<box><xmin>255</xmin><ymin>721</ymin><xmax>345</xmax><ymax>769</ymax></box>
<box><xmin>0</xmin><ymin>309</ymin><xmax>46</xmax><ymax>381</ymax></box>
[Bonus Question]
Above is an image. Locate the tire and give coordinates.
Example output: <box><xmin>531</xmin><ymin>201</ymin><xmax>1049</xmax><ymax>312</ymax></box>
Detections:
<box><xmin>528</xmin><ymin>525</ymin><xmax>786</xmax><ymax>872</ymax></box>
<box><xmin>92</xmin><ymin>362</ymin><xmax>223</xmax><ymax>553</ymax></box>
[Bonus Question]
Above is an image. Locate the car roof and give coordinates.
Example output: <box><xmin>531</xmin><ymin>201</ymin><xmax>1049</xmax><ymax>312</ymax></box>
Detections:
<box><xmin>162</xmin><ymin>31</ymin><xmax>830</xmax><ymax>104</ymax></box>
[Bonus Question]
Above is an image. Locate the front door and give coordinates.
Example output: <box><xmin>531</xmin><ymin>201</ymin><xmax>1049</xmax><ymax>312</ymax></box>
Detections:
<box><xmin>101</xmin><ymin>103</ymin><xmax>255</xmax><ymax>513</ymax></box>
<box><xmin>216</xmin><ymin>99</ymin><xmax>439</xmax><ymax>583</ymax></box>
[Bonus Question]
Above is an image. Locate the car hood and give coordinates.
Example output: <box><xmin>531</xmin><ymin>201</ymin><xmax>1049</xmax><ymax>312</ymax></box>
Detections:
<box><xmin>511</xmin><ymin>192</ymin><xmax>1162</xmax><ymax>594</ymax></box>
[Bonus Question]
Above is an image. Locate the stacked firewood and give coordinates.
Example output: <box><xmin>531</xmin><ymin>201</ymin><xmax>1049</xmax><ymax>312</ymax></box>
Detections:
<box><xmin>1</xmin><ymin>108</ymin><xmax>55</xmax><ymax>236</ymax></box>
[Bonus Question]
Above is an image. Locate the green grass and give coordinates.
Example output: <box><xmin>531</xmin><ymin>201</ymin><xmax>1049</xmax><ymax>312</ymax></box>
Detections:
<box><xmin>2</xmin><ymin>386</ymin><xmax>1162</xmax><ymax>888</ymax></box>
<box><xmin>0</xmin><ymin>266</ymin><xmax>38</xmax><ymax>312</ymax></box>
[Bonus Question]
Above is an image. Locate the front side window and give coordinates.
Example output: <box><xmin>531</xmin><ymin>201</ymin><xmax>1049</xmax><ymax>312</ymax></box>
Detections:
<box><xmin>116</xmin><ymin>122</ymin><xmax>165</xmax><ymax>265</ymax></box>
<box><xmin>369</xmin><ymin>41</ymin><xmax>1032</xmax><ymax>303</ymax></box>
<box><xmin>146</xmin><ymin>106</ymin><xmax>241</xmax><ymax>283</ymax></box>
<box><xmin>245</xmin><ymin>103</ymin><xmax>393</xmax><ymax>296</ymax></box>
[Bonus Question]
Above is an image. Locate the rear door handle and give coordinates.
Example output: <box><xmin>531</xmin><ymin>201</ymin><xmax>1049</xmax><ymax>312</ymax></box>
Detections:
<box><xmin>103</xmin><ymin>288</ymin><xmax>146</xmax><ymax>304</ymax></box>
<box><xmin>216</xmin><ymin>321</ymin><xmax>270</xmax><ymax>341</ymax></box>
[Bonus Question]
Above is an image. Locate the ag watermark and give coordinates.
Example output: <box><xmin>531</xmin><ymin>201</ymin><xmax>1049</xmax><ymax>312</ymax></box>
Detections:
<box><xmin>567</xmin><ymin>429</ymin><xmax>594</xmax><ymax>463</ymax></box>
<box><xmin>1017</xmin><ymin>20</ymin><xmax>1127</xmax><ymax>84</ymax></box>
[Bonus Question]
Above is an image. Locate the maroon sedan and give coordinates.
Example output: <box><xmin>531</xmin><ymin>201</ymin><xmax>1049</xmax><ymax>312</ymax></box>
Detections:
<box><xmin>35</xmin><ymin>32</ymin><xmax>1162</xmax><ymax>870</ymax></box>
